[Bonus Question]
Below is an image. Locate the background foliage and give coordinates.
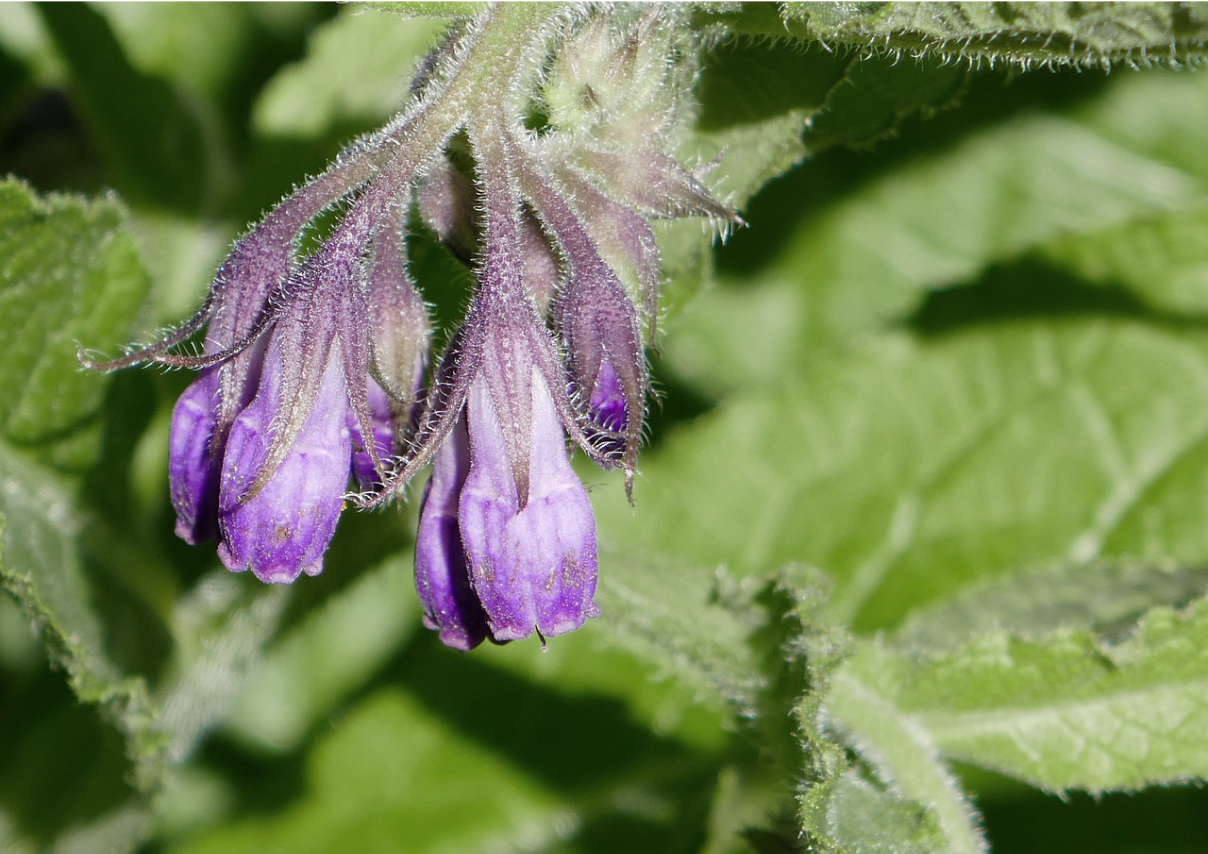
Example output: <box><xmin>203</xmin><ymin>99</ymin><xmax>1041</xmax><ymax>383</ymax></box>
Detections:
<box><xmin>4</xmin><ymin>3</ymin><xmax>1208</xmax><ymax>852</ymax></box>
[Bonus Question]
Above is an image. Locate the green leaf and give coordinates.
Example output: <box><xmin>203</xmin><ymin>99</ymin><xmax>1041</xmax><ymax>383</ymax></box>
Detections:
<box><xmin>92</xmin><ymin>4</ymin><xmax>259</xmax><ymax>98</ymax></box>
<box><xmin>714</xmin><ymin>112</ymin><xmax>1198</xmax><ymax>361</ymax></box>
<box><xmin>0</xmin><ymin>179</ymin><xmax>150</xmax><ymax>463</ymax></box>
<box><xmin>0</xmin><ymin>445</ymin><xmax>166</xmax><ymax>791</ymax></box>
<box><xmin>1041</xmin><ymin>207</ymin><xmax>1208</xmax><ymax>318</ymax></box>
<box><xmin>252</xmin><ymin>9</ymin><xmax>447</xmax><ymax>139</ymax></box>
<box><xmin>782</xmin><ymin>2</ymin><xmax>1208</xmax><ymax>69</ymax></box>
<box><xmin>662</xmin><ymin>40</ymin><xmax>847</xmax><ymax>324</ymax></box>
<box><xmin>174</xmin><ymin>672</ymin><xmax>717</xmax><ymax>854</ymax></box>
<box><xmin>803</xmin><ymin>54</ymin><xmax>967</xmax><ymax>154</ymax></box>
<box><xmin>822</xmin><ymin>651</ymin><xmax>988</xmax><ymax>854</ymax></box>
<box><xmin>155</xmin><ymin>573</ymin><xmax>290</xmax><ymax>764</ymax></box>
<box><xmin>852</xmin><ymin>596</ymin><xmax>1208</xmax><ymax>792</ymax></box>
<box><xmin>593</xmin><ymin>551</ymin><xmax>769</xmax><ymax>719</ymax></box>
<box><xmin>688</xmin><ymin>39</ymin><xmax>848</xmax><ymax>208</ymax></box>
<box><xmin>0</xmin><ymin>180</ymin><xmax>164</xmax><ymax>813</ymax></box>
<box><xmin>896</xmin><ymin>562</ymin><xmax>1208</xmax><ymax>650</ymax></box>
<box><xmin>364</xmin><ymin>1</ymin><xmax>487</xmax><ymax>19</ymax></box>
<box><xmin>224</xmin><ymin>557</ymin><xmax>420</xmax><ymax>753</ymax></box>
<box><xmin>603</xmin><ymin>317</ymin><xmax>1208</xmax><ymax>633</ymax></box>
<box><xmin>1069</xmin><ymin>66</ymin><xmax>1208</xmax><ymax>184</ymax></box>
<box><xmin>812</xmin><ymin>767</ymin><xmax>950</xmax><ymax>854</ymax></box>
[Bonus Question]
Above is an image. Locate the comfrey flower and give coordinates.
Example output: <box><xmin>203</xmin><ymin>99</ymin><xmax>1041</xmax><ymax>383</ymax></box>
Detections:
<box><xmin>83</xmin><ymin>5</ymin><xmax>736</xmax><ymax>649</ymax></box>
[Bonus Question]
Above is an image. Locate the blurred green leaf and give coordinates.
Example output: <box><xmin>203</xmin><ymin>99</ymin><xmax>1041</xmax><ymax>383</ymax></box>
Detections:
<box><xmin>782</xmin><ymin>2</ymin><xmax>1208</xmax><ymax>69</ymax></box>
<box><xmin>0</xmin><ymin>181</ymin><xmax>165</xmax><ymax>797</ymax></box>
<box><xmin>93</xmin><ymin>4</ymin><xmax>259</xmax><ymax>99</ymax></box>
<box><xmin>0</xmin><ymin>2</ymin><xmax>64</xmax><ymax>84</ymax></box>
<box><xmin>605</xmin><ymin>317</ymin><xmax>1208</xmax><ymax>633</ymax></box>
<box><xmin>253</xmin><ymin>9</ymin><xmax>447</xmax><ymax>139</ymax></box>
<box><xmin>0</xmin><ymin>686</ymin><xmax>150</xmax><ymax>854</ymax></box>
<box><xmin>36</xmin><ymin>3</ymin><xmax>210</xmax><ymax>210</ymax></box>
<box><xmin>686</xmin><ymin>111</ymin><xmax>1201</xmax><ymax>368</ymax></box>
<box><xmin>174</xmin><ymin>673</ymin><xmax>717</xmax><ymax>854</ymax></box>
<box><xmin>224</xmin><ymin>557</ymin><xmax>419</xmax><ymax>753</ymax></box>
<box><xmin>896</xmin><ymin>563</ymin><xmax>1208</xmax><ymax>650</ymax></box>
<box><xmin>365</xmin><ymin>1</ymin><xmax>487</xmax><ymax>19</ymax></box>
<box><xmin>0</xmin><ymin>442</ymin><xmax>166</xmax><ymax>787</ymax></box>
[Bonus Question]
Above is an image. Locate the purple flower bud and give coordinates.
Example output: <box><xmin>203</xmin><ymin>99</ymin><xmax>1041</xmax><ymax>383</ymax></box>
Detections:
<box><xmin>348</xmin><ymin>380</ymin><xmax>395</xmax><ymax>490</ymax></box>
<box><xmin>517</xmin><ymin>155</ymin><xmax>647</xmax><ymax>472</ymax></box>
<box><xmin>217</xmin><ymin>341</ymin><xmax>352</xmax><ymax>584</ymax></box>
<box><xmin>414</xmin><ymin>414</ymin><xmax>489</xmax><ymax>651</ymax></box>
<box><xmin>458</xmin><ymin>369</ymin><xmax>599</xmax><ymax>642</ymax></box>
<box><xmin>588</xmin><ymin>358</ymin><xmax>628</xmax><ymax>435</ymax></box>
<box><xmin>168</xmin><ymin>370</ymin><xmax>222</xmax><ymax>545</ymax></box>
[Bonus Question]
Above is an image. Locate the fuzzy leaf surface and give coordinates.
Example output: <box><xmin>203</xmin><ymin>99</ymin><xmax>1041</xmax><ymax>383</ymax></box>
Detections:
<box><xmin>783</xmin><ymin>2</ymin><xmax>1208</xmax><ymax>69</ymax></box>
<box><xmin>848</xmin><ymin>597</ymin><xmax>1208</xmax><ymax>792</ymax></box>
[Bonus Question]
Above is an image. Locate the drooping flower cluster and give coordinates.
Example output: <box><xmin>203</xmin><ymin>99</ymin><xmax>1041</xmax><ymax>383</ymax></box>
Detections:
<box><xmin>84</xmin><ymin>5</ymin><xmax>736</xmax><ymax>650</ymax></box>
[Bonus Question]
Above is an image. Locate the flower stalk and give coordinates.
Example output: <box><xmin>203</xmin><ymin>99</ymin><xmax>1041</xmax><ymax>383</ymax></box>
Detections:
<box><xmin>84</xmin><ymin>3</ymin><xmax>736</xmax><ymax>649</ymax></box>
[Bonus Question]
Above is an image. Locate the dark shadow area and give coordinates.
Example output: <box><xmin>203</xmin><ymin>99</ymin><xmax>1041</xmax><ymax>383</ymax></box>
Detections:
<box><xmin>0</xmin><ymin>669</ymin><xmax>135</xmax><ymax>850</ymax></box>
<box><xmin>643</xmin><ymin>347</ymin><xmax>718</xmax><ymax>451</ymax></box>
<box><xmin>907</xmin><ymin>257</ymin><xmax>1208</xmax><ymax>338</ymax></box>
<box><xmin>393</xmin><ymin>637</ymin><xmax>708</xmax><ymax>794</ymax></box>
<box><xmin>980</xmin><ymin>779</ymin><xmax>1208</xmax><ymax>854</ymax></box>
<box><xmin>907</xmin><ymin>258</ymin><xmax>1151</xmax><ymax>335</ymax></box>
<box><xmin>36</xmin><ymin>3</ymin><xmax>207</xmax><ymax>211</ymax></box>
<box><xmin>195</xmin><ymin>736</ymin><xmax>310</xmax><ymax>820</ymax></box>
<box><xmin>696</xmin><ymin>40</ymin><xmax>850</xmax><ymax>133</ymax></box>
<box><xmin>0</xmin><ymin>87</ymin><xmax>106</xmax><ymax>196</ymax></box>
<box><xmin>81</xmin><ymin>370</ymin><xmax>161</xmax><ymax>526</ymax></box>
<box><xmin>392</xmin><ymin>639</ymin><xmax>720</xmax><ymax>853</ymax></box>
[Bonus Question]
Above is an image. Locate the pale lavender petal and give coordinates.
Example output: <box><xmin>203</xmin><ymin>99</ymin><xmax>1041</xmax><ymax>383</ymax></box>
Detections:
<box><xmin>414</xmin><ymin>415</ymin><xmax>489</xmax><ymax>651</ymax></box>
<box><xmin>459</xmin><ymin>370</ymin><xmax>599</xmax><ymax>642</ymax></box>
<box><xmin>510</xmin><ymin>369</ymin><xmax>599</xmax><ymax>637</ymax></box>
<box><xmin>217</xmin><ymin>344</ymin><xmax>352</xmax><ymax>584</ymax></box>
<box><xmin>458</xmin><ymin>373</ymin><xmax>526</xmax><ymax>638</ymax></box>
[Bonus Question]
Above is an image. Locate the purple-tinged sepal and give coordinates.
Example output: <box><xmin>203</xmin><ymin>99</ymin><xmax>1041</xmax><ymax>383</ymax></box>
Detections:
<box><xmin>368</xmin><ymin>207</ymin><xmax>431</xmax><ymax>408</ymax></box>
<box><xmin>556</xmin><ymin>261</ymin><xmax>646</xmax><ymax>473</ymax></box>
<box><xmin>418</xmin><ymin>155</ymin><xmax>478</xmax><ymax>264</ymax></box>
<box><xmin>573</xmin><ymin>147</ymin><xmax>739</xmax><ymax>224</ymax></box>
<box><xmin>517</xmin><ymin>207</ymin><xmax>562</xmax><ymax>314</ymax></box>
